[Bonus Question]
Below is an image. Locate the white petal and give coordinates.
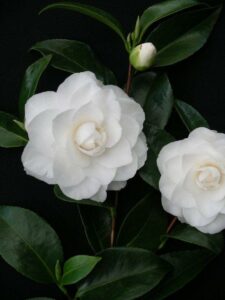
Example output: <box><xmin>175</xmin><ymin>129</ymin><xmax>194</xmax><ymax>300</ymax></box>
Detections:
<box><xmin>91</xmin><ymin>186</ymin><xmax>107</xmax><ymax>202</ymax></box>
<box><xmin>86</xmin><ymin>163</ymin><xmax>116</xmax><ymax>185</ymax></box>
<box><xmin>120</xmin><ymin>116</ymin><xmax>140</xmax><ymax>147</ymax></box>
<box><xmin>171</xmin><ymin>186</ymin><xmax>196</xmax><ymax>208</ymax></box>
<box><xmin>60</xmin><ymin>177</ymin><xmax>101</xmax><ymax>200</ymax></box>
<box><xmin>25</xmin><ymin>91</ymin><xmax>58</xmax><ymax>127</ymax></box>
<box><xmin>27</xmin><ymin>109</ymin><xmax>58</xmax><ymax>156</ymax></box>
<box><xmin>108</xmin><ymin>181</ymin><xmax>127</xmax><ymax>191</ymax></box>
<box><xmin>53</xmin><ymin>148</ymin><xmax>85</xmax><ymax>187</ymax></box>
<box><xmin>104</xmin><ymin>118</ymin><xmax>122</xmax><ymax>148</ymax></box>
<box><xmin>118</xmin><ymin>97</ymin><xmax>145</xmax><ymax>127</ymax></box>
<box><xmin>92</xmin><ymin>87</ymin><xmax>121</xmax><ymax>121</ymax></box>
<box><xmin>159</xmin><ymin>175</ymin><xmax>176</xmax><ymax>200</ymax></box>
<box><xmin>161</xmin><ymin>196</ymin><xmax>182</xmax><ymax>217</ymax></box>
<box><xmin>195</xmin><ymin>197</ymin><xmax>225</xmax><ymax>218</ymax></box>
<box><xmin>72</xmin><ymin>102</ymin><xmax>104</xmax><ymax>127</ymax></box>
<box><xmin>157</xmin><ymin>140</ymin><xmax>181</xmax><ymax>174</ymax></box>
<box><xmin>182</xmin><ymin>207</ymin><xmax>215</xmax><ymax>227</ymax></box>
<box><xmin>164</xmin><ymin>156</ymin><xmax>183</xmax><ymax>183</ymax></box>
<box><xmin>134</xmin><ymin>133</ymin><xmax>148</xmax><ymax>168</ymax></box>
<box><xmin>197</xmin><ymin>214</ymin><xmax>225</xmax><ymax>234</ymax></box>
<box><xmin>52</xmin><ymin>110</ymin><xmax>75</xmax><ymax>147</ymax></box>
<box><xmin>22</xmin><ymin>143</ymin><xmax>55</xmax><ymax>184</ymax></box>
<box><xmin>189</xmin><ymin>127</ymin><xmax>219</xmax><ymax>142</ymax></box>
<box><xmin>57</xmin><ymin>72</ymin><xmax>101</xmax><ymax>104</ymax></box>
<box><xmin>114</xmin><ymin>152</ymin><xmax>138</xmax><ymax>181</ymax></box>
<box><xmin>97</xmin><ymin>138</ymin><xmax>132</xmax><ymax>168</ymax></box>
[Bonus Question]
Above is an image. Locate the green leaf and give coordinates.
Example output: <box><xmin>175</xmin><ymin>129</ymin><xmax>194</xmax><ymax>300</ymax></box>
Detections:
<box><xmin>117</xmin><ymin>193</ymin><xmax>168</xmax><ymax>251</ymax></box>
<box><xmin>55</xmin><ymin>260</ymin><xmax>62</xmax><ymax>282</ymax></box>
<box><xmin>165</xmin><ymin>224</ymin><xmax>224</xmax><ymax>255</ymax></box>
<box><xmin>19</xmin><ymin>55</ymin><xmax>52</xmax><ymax>119</ymax></box>
<box><xmin>77</xmin><ymin>205</ymin><xmax>112</xmax><ymax>253</ymax></box>
<box><xmin>140</xmin><ymin>148</ymin><xmax>160</xmax><ymax>190</ymax></box>
<box><xmin>130</xmin><ymin>72</ymin><xmax>156</xmax><ymax>107</ymax></box>
<box><xmin>32</xmin><ymin>39</ymin><xmax>117</xmax><ymax>85</ymax></box>
<box><xmin>144</xmin><ymin>125</ymin><xmax>175</xmax><ymax>155</ymax></box>
<box><xmin>0</xmin><ymin>111</ymin><xmax>28</xmax><ymax>148</ymax></box>
<box><xmin>61</xmin><ymin>255</ymin><xmax>101</xmax><ymax>285</ymax></box>
<box><xmin>175</xmin><ymin>99</ymin><xmax>209</xmax><ymax>131</ymax></box>
<box><xmin>0</xmin><ymin>206</ymin><xmax>63</xmax><ymax>283</ymax></box>
<box><xmin>40</xmin><ymin>2</ymin><xmax>127</xmax><ymax>46</ymax></box>
<box><xmin>140</xmin><ymin>126</ymin><xmax>174</xmax><ymax>189</ymax></box>
<box><xmin>139</xmin><ymin>0</ymin><xmax>202</xmax><ymax>40</ymax></box>
<box><xmin>146</xmin><ymin>250</ymin><xmax>215</xmax><ymax>300</ymax></box>
<box><xmin>144</xmin><ymin>73</ymin><xmax>174</xmax><ymax>129</ymax></box>
<box><xmin>147</xmin><ymin>7</ymin><xmax>221</xmax><ymax>66</ymax></box>
<box><xmin>76</xmin><ymin>248</ymin><xmax>171</xmax><ymax>300</ymax></box>
<box><xmin>54</xmin><ymin>185</ymin><xmax>106</xmax><ymax>207</ymax></box>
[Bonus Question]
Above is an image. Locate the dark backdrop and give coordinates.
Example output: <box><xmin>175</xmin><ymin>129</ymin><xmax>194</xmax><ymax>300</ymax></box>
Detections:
<box><xmin>0</xmin><ymin>0</ymin><xmax>225</xmax><ymax>299</ymax></box>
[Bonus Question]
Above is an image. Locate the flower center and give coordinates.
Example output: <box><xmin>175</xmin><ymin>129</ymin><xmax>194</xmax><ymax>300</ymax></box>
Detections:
<box><xmin>73</xmin><ymin>122</ymin><xmax>107</xmax><ymax>156</ymax></box>
<box><xmin>195</xmin><ymin>164</ymin><xmax>224</xmax><ymax>190</ymax></box>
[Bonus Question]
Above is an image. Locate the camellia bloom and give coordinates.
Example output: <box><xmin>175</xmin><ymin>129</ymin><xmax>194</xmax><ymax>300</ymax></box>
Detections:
<box><xmin>129</xmin><ymin>42</ymin><xmax>157</xmax><ymax>71</ymax></box>
<box><xmin>22</xmin><ymin>72</ymin><xmax>147</xmax><ymax>202</ymax></box>
<box><xmin>157</xmin><ymin>127</ymin><xmax>225</xmax><ymax>234</ymax></box>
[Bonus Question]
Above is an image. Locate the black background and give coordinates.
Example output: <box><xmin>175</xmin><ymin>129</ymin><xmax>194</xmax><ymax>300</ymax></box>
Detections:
<box><xmin>0</xmin><ymin>0</ymin><xmax>225</xmax><ymax>299</ymax></box>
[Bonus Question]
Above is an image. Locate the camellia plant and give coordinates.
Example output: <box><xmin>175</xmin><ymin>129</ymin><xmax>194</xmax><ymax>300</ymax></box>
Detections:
<box><xmin>0</xmin><ymin>0</ymin><xmax>224</xmax><ymax>299</ymax></box>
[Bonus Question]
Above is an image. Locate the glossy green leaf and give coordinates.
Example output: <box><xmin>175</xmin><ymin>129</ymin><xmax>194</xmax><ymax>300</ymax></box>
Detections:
<box><xmin>140</xmin><ymin>148</ymin><xmax>160</xmax><ymax>190</ymax></box>
<box><xmin>76</xmin><ymin>248</ymin><xmax>171</xmax><ymax>300</ymax></box>
<box><xmin>139</xmin><ymin>0</ymin><xmax>201</xmax><ymax>39</ymax></box>
<box><xmin>0</xmin><ymin>111</ymin><xmax>28</xmax><ymax>148</ymax></box>
<box><xmin>40</xmin><ymin>2</ymin><xmax>127</xmax><ymax>46</ymax></box>
<box><xmin>165</xmin><ymin>224</ymin><xmax>224</xmax><ymax>254</ymax></box>
<box><xmin>32</xmin><ymin>39</ymin><xmax>117</xmax><ymax>85</ymax></box>
<box><xmin>144</xmin><ymin>125</ymin><xmax>175</xmax><ymax>155</ymax></box>
<box><xmin>77</xmin><ymin>205</ymin><xmax>112</xmax><ymax>253</ymax></box>
<box><xmin>0</xmin><ymin>206</ymin><xmax>63</xmax><ymax>283</ymax></box>
<box><xmin>144</xmin><ymin>73</ymin><xmax>174</xmax><ymax>129</ymax></box>
<box><xmin>61</xmin><ymin>255</ymin><xmax>101</xmax><ymax>285</ymax></box>
<box><xmin>130</xmin><ymin>72</ymin><xmax>156</xmax><ymax>107</ymax></box>
<box><xmin>175</xmin><ymin>99</ymin><xmax>209</xmax><ymax>131</ymax></box>
<box><xmin>146</xmin><ymin>250</ymin><xmax>215</xmax><ymax>300</ymax></box>
<box><xmin>140</xmin><ymin>126</ymin><xmax>174</xmax><ymax>189</ymax></box>
<box><xmin>19</xmin><ymin>55</ymin><xmax>52</xmax><ymax>118</ymax></box>
<box><xmin>117</xmin><ymin>193</ymin><xmax>168</xmax><ymax>251</ymax></box>
<box><xmin>147</xmin><ymin>7</ymin><xmax>221</xmax><ymax>66</ymax></box>
<box><xmin>54</xmin><ymin>185</ymin><xmax>107</xmax><ymax>207</ymax></box>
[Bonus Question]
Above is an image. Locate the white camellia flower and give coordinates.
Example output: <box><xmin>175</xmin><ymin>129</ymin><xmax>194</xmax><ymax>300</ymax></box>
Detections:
<box><xmin>22</xmin><ymin>71</ymin><xmax>147</xmax><ymax>202</ymax></box>
<box><xmin>157</xmin><ymin>127</ymin><xmax>225</xmax><ymax>234</ymax></box>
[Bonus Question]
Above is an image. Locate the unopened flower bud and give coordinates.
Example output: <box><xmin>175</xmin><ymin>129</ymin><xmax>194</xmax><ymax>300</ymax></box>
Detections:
<box><xmin>129</xmin><ymin>43</ymin><xmax>157</xmax><ymax>71</ymax></box>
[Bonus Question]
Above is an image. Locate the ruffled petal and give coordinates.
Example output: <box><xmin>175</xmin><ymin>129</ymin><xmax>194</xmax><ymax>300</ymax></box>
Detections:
<box><xmin>104</xmin><ymin>118</ymin><xmax>122</xmax><ymax>148</ymax></box>
<box><xmin>25</xmin><ymin>92</ymin><xmax>59</xmax><ymax>127</ymax></box>
<box><xmin>114</xmin><ymin>152</ymin><xmax>138</xmax><ymax>181</ymax></box>
<box><xmin>182</xmin><ymin>207</ymin><xmax>215</xmax><ymax>227</ymax></box>
<box><xmin>53</xmin><ymin>147</ymin><xmax>85</xmax><ymax>187</ymax></box>
<box><xmin>161</xmin><ymin>196</ymin><xmax>182</xmax><ymax>217</ymax></box>
<box><xmin>60</xmin><ymin>177</ymin><xmax>101</xmax><ymax>200</ymax></box>
<box><xmin>120</xmin><ymin>116</ymin><xmax>140</xmax><ymax>147</ymax></box>
<box><xmin>91</xmin><ymin>186</ymin><xmax>107</xmax><ymax>202</ymax></box>
<box><xmin>97</xmin><ymin>138</ymin><xmax>132</xmax><ymax>168</ymax></box>
<box><xmin>197</xmin><ymin>213</ymin><xmax>225</xmax><ymax>234</ymax></box>
<box><xmin>22</xmin><ymin>143</ymin><xmax>55</xmax><ymax>184</ymax></box>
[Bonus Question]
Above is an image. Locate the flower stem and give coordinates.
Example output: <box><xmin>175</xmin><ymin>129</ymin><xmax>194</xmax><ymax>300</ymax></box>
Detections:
<box><xmin>110</xmin><ymin>191</ymin><xmax>119</xmax><ymax>247</ymax></box>
<box><xmin>125</xmin><ymin>63</ymin><xmax>132</xmax><ymax>94</ymax></box>
<box><xmin>166</xmin><ymin>216</ymin><xmax>177</xmax><ymax>234</ymax></box>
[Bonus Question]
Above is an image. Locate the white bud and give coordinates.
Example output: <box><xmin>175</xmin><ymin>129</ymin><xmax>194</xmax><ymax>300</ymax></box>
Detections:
<box><xmin>129</xmin><ymin>42</ymin><xmax>157</xmax><ymax>71</ymax></box>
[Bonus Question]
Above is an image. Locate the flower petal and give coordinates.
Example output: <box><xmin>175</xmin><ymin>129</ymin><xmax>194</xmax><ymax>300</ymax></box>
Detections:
<box><xmin>182</xmin><ymin>207</ymin><xmax>215</xmax><ymax>227</ymax></box>
<box><xmin>104</xmin><ymin>118</ymin><xmax>122</xmax><ymax>148</ymax></box>
<box><xmin>60</xmin><ymin>177</ymin><xmax>101</xmax><ymax>200</ymax></box>
<box><xmin>108</xmin><ymin>181</ymin><xmax>127</xmax><ymax>191</ymax></box>
<box><xmin>25</xmin><ymin>91</ymin><xmax>59</xmax><ymax>127</ymax></box>
<box><xmin>114</xmin><ymin>152</ymin><xmax>138</xmax><ymax>181</ymax></box>
<box><xmin>197</xmin><ymin>213</ymin><xmax>225</xmax><ymax>234</ymax></box>
<box><xmin>22</xmin><ymin>143</ymin><xmax>55</xmax><ymax>184</ymax></box>
<box><xmin>97</xmin><ymin>138</ymin><xmax>132</xmax><ymax>168</ymax></box>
